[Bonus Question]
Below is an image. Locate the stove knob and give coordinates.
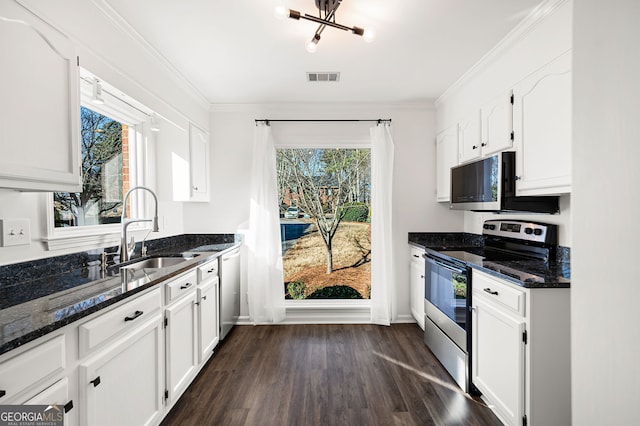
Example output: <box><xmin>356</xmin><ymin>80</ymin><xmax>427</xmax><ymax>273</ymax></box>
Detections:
<box><xmin>525</xmin><ymin>228</ymin><xmax>534</xmax><ymax>235</ymax></box>
<box><xmin>534</xmin><ymin>229</ymin><xmax>543</xmax><ymax>236</ymax></box>
<box><xmin>483</xmin><ymin>224</ymin><xmax>489</xmax><ymax>230</ymax></box>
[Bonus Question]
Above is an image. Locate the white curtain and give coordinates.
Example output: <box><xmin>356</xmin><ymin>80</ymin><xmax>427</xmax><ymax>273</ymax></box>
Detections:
<box><xmin>246</xmin><ymin>123</ymin><xmax>286</xmax><ymax>324</ymax></box>
<box><xmin>370</xmin><ymin>123</ymin><xmax>395</xmax><ymax>326</ymax></box>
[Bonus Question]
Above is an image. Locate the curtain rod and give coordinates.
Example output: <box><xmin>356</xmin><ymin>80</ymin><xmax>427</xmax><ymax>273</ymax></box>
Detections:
<box><xmin>255</xmin><ymin>119</ymin><xmax>391</xmax><ymax>126</ymax></box>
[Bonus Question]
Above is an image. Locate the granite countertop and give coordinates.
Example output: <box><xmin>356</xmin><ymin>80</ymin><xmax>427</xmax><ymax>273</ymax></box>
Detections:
<box><xmin>0</xmin><ymin>234</ymin><xmax>241</xmax><ymax>356</ymax></box>
<box><xmin>408</xmin><ymin>232</ymin><xmax>570</xmax><ymax>289</ymax></box>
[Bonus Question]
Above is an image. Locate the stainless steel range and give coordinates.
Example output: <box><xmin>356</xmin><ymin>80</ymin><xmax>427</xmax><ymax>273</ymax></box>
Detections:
<box><xmin>423</xmin><ymin>220</ymin><xmax>558</xmax><ymax>394</ymax></box>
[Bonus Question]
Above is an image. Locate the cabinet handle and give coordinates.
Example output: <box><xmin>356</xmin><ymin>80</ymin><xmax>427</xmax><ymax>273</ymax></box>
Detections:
<box><xmin>483</xmin><ymin>288</ymin><xmax>499</xmax><ymax>296</ymax></box>
<box><xmin>514</xmin><ymin>176</ymin><xmax>521</xmax><ymax>181</ymax></box>
<box><xmin>420</xmin><ymin>275</ymin><xmax>424</xmax><ymax>279</ymax></box>
<box><xmin>207</xmin><ymin>268</ymin><xmax>216</xmax><ymax>273</ymax></box>
<box><xmin>180</xmin><ymin>283</ymin><xmax>192</xmax><ymax>290</ymax></box>
<box><xmin>472</xmin><ymin>145</ymin><xmax>478</xmax><ymax>150</ymax></box>
<box><xmin>0</xmin><ymin>390</ymin><xmax>5</xmax><ymax>398</ymax></box>
<box><xmin>64</xmin><ymin>400</ymin><xmax>73</xmax><ymax>413</ymax></box>
<box><xmin>124</xmin><ymin>310</ymin><xmax>143</xmax><ymax>322</ymax></box>
<box><xmin>412</xmin><ymin>254</ymin><xmax>420</xmax><ymax>258</ymax></box>
<box><xmin>193</xmin><ymin>186</ymin><xmax>199</xmax><ymax>191</ymax></box>
<box><xmin>202</xmin><ymin>295</ymin><xmax>207</xmax><ymax>300</ymax></box>
<box><xmin>481</xmin><ymin>142</ymin><xmax>487</xmax><ymax>147</ymax></box>
<box><xmin>90</xmin><ymin>376</ymin><xmax>101</xmax><ymax>387</ymax></box>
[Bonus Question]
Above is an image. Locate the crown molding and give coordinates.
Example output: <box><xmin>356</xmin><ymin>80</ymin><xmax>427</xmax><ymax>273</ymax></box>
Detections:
<box><xmin>435</xmin><ymin>0</ymin><xmax>570</xmax><ymax>107</ymax></box>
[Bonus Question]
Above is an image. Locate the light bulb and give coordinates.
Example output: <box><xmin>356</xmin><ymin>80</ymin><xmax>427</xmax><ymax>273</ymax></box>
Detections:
<box><xmin>363</xmin><ymin>28</ymin><xmax>376</xmax><ymax>43</ymax></box>
<box><xmin>305</xmin><ymin>40</ymin><xmax>318</xmax><ymax>53</ymax></box>
<box><xmin>274</xmin><ymin>6</ymin><xmax>288</xmax><ymax>20</ymax></box>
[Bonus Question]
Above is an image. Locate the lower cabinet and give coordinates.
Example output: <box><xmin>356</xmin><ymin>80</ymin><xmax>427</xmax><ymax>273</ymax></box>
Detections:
<box><xmin>471</xmin><ymin>270</ymin><xmax>570</xmax><ymax>426</ymax></box>
<box><xmin>472</xmin><ymin>292</ymin><xmax>526</xmax><ymax>426</ymax></box>
<box><xmin>79</xmin><ymin>314</ymin><xmax>163</xmax><ymax>426</ymax></box>
<box><xmin>409</xmin><ymin>245</ymin><xmax>425</xmax><ymax>329</ymax></box>
<box><xmin>164</xmin><ymin>287</ymin><xmax>198</xmax><ymax>406</ymax></box>
<box><xmin>197</xmin><ymin>278</ymin><xmax>219</xmax><ymax>363</ymax></box>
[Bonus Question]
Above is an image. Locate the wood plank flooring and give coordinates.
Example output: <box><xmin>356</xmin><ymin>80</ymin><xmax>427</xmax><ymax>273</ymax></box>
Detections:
<box><xmin>160</xmin><ymin>324</ymin><xmax>502</xmax><ymax>426</ymax></box>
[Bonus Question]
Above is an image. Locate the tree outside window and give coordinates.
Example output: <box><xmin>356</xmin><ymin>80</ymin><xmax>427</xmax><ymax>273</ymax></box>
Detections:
<box><xmin>53</xmin><ymin>107</ymin><xmax>128</xmax><ymax>227</ymax></box>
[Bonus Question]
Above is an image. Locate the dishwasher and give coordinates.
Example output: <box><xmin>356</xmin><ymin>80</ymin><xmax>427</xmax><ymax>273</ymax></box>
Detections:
<box><xmin>219</xmin><ymin>247</ymin><xmax>241</xmax><ymax>340</ymax></box>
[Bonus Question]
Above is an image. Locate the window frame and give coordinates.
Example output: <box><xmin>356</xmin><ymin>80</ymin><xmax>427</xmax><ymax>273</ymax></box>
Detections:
<box><xmin>44</xmin><ymin>69</ymin><xmax>156</xmax><ymax>251</ymax></box>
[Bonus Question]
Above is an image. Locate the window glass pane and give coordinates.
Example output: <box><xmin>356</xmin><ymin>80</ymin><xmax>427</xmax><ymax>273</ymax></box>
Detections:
<box><xmin>53</xmin><ymin>107</ymin><xmax>128</xmax><ymax>228</ymax></box>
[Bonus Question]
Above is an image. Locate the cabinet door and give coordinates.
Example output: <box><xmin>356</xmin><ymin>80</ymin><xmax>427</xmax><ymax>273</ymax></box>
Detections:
<box><xmin>79</xmin><ymin>315</ymin><xmax>163</xmax><ymax>426</ymax></box>
<box><xmin>458</xmin><ymin>110</ymin><xmax>482</xmax><ymax>163</ymax></box>
<box><xmin>25</xmin><ymin>378</ymin><xmax>75</xmax><ymax>426</ymax></box>
<box><xmin>472</xmin><ymin>296</ymin><xmax>525</xmax><ymax>426</ymax></box>
<box><xmin>436</xmin><ymin>126</ymin><xmax>458</xmax><ymax>202</ymax></box>
<box><xmin>165</xmin><ymin>291</ymin><xmax>197</xmax><ymax>404</ymax></box>
<box><xmin>0</xmin><ymin>1</ymin><xmax>81</xmax><ymax>192</ymax></box>
<box><xmin>481</xmin><ymin>90</ymin><xmax>513</xmax><ymax>156</ymax></box>
<box><xmin>189</xmin><ymin>123</ymin><xmax>210</xmax><ymax>202</ymax></box>
<box><xmin>197</xmin><ymin>279</ymin><xmax>219</xmax><ymax>364</ymax></box>
<box><xmin>513</xmin><ymin>51</ymin><xmax>572</xmax><ymax>196</ymax></box>
<box><xmin>409</xmin><ymin>250</ymin><xmax>425</xmax><ymax>329</ymax></box>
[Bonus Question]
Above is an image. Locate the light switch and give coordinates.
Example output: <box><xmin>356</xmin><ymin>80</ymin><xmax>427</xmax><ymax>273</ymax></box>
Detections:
<box><xmin>0</xmin><ymin>218</ymin><xmax>31</xmax><ymax>247</ymax></box>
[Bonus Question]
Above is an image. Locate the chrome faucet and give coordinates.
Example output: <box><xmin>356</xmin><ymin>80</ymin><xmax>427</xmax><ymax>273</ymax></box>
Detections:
<box><xmin>121</xmin><ymin>186</ymin><xmax>159</xmax><ymax>262</ymax></box>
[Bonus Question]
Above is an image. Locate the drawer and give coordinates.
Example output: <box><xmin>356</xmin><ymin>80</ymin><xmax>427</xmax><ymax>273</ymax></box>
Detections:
<box><xmin>410</xmin><ymin>245</ymin><xmax>425</xmax><ymax>261</ymax></box>
<box><xmin>197</xmin><ymin>259</ymin><xmax>218</xmax><ymax>283</ymax></box>
<box><xmin>473</xmin><ymin>270</ymin><xmax>526</xmax><ymax>316</ymax></box>
<box><xmin>0</xmin><ymin>334</ymin><xmax>65</xmax><ymax>402</ymax></box>
<box><xmin>78</xmin><ymin>288</ymin><xmax>161</xmax><ymax>357</ymax></box>
<box><xmin>166</xmin><ymin>270</ymin><xmax>197</xmax><ymax>304</ymax></box>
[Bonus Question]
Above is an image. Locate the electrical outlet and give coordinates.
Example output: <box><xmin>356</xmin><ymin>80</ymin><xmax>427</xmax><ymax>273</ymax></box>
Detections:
<box><xmin>0</xmin><ymin>218</ymin><xmax>31</xmax><ymax>247</ymax></box>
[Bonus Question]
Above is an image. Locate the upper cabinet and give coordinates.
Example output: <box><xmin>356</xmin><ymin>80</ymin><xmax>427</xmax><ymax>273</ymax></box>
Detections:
<box><xmin>0</xmin><ymin>1</ymin><xmax>81</xmax><ymax>192</ymax></box>
<box><xmin>436</xmin><ymin>126</ymin><xmax>458</xmax><ymax>202</ymax></box>
<box><xmin>480</xmin><ymin>90</ymin><xmax>514</xmax><ymax>157</ymax></box>
<box><xmin>513</xmin><ymin>51</ymin><xmax>572</xmax><ymax>196</ymax></box>
<box><xmin>188</xmin><ymin>124</ymin><xmax>210</xmax><ymax>202</ymax></box>
<box><xmin>457</xmin><ymin>110</ymin><xmax>482</xmax><ymax>163</ymax></box>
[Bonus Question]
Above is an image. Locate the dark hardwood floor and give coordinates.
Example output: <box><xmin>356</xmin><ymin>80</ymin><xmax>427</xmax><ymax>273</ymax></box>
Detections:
<box><xmin>160</xmin><ymin>324</ymin><xmax>501</xmax><ymax>426</ymax></box>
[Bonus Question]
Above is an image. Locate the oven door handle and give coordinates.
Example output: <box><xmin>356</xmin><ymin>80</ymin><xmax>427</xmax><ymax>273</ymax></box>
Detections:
<box><xmin>423</xmin><ymin>254</ymin><xmax>467</xmax><ymax>275</ymax></box>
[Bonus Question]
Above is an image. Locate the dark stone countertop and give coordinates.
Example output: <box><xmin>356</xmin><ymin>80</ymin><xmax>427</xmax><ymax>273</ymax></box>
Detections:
<box><xmin>0</xmin><ymin>234</ymin><xmax>241</xmax><ymax>356</ymax></box>
<box><xmin>408</xmin><ymin>232</ymin><xmax>570</xmax><ymax>289</ymax></box>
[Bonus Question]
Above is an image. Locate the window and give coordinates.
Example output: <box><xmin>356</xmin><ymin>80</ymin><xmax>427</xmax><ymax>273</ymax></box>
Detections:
<box><xmin>53</xmin><ymin>106</ymin><xmax>128</xmax><ymax>228</ymax></box>
<box><xmin>277</xmin><ymin>148</ymin><xmax>371</xmax><ymax>300</ymax></box>
<box><xmin>45</xmin><ymin>70</ymin><xmax>156</xmax><ymax>250</ymax></box>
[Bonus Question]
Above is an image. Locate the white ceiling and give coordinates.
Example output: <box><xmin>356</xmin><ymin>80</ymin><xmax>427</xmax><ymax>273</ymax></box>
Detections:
<box><xmin>104</xmin><ymin>0</ymin><xmax>543</xmax><ymax>104</ymax></box>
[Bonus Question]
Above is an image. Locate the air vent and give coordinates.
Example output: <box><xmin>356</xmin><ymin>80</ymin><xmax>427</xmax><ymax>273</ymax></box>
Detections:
<box><xmin>307</xmin><ymin>72</ymin><xmax>340</xmax><ymax>82</ymax></box>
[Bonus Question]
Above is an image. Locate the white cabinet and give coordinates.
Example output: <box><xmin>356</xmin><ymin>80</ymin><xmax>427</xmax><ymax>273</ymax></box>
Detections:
<box><xmin>79</xmin><ymin>314</ymin><xmax>163</xmax><ymax>426</ymax></box>
<box><xmin>458</xmin><ymin>110</ymin><xmax>482</xmax><ymax>163</ymax></box>
<box><xmin>435</xmin><ymin>126</ymin><xmax>458</xmax><ymax>202</ymax></box>
<box><xmin>409</xmin><ymin>245</ymin><xmax>425</xmax><ymax>329</ymax></box>
<box><xmin>471</xmin><ymin>270</ymin><xmax>570</xmax><ymax>426</ymax></box>
<box><xmin>480</xmin><ymin>89</ymin><xmax>514</xmax><ymax>156</ymax></box>
<box><xmin>164</xmin><ymin>280</ymin><xmax>198</xmax><ymax>405</ymax></box>
<box><xmin>513</xmin><ymin>51</ymin><xmax>572</xmax><ymax>196</ymax></box>
<box><xmin>0</xmin><ymin>1</ymin><xmax>81</xmax><ymax>192</ymax></box>
<box><xmin>25</xmin><ymin>378</ymin><xmax>75</xmax><ymax>425</ymax></box>
<box><xmin>197</xmin><ymin>279</ymin><xmax>219</xmax><ymax>363</ymax></box>
<box><xmin>188</xmin><ymin>123</ymin><xmax>210</xmax><ymax>202</ymax></box>
<box><xmin>472</xmin><ymin>288</ymin><xmax>526</xmax><ymax>426</ymax></box>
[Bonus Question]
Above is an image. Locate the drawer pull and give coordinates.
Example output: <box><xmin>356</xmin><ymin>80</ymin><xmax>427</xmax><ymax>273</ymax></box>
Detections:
<box><xmin>202</xmin><ymin>295</ymin><xmax>207</xmax><ymax>301</ymax></box>
<box><xmin>207</xmin><ymin>268</ymin><xmax>216</xmax><ymax>273</ymax></box>
<box><xmin>0</xmin><ymin>390</ymin><xmax>5</xmax><ymax>398</ymax></box>
<box><xmin>124</xmin><ymin>310</ymin><xmax>143</xmax><ymax>322</ymax></box>
<box><xmin>180</xmin><ymin>283</ymin><xmax>192</xmax><ymax>290</ymax></box>
<box><xmin>90</xmin><ymin>376</ymin><xmax>101</xmax><ymax>387</ymax></box>
<box><xmin>412</xmin><ymin>254</ymin><xmax>420</xmax><ymax>258</ymax></box>
<box><xmin>64</xmin><ymin>400</ymin><xmax>73</xmax><ymax>413</ymax></box>
<box><xmin>483</xmin><ymin>288</ymin><xmax>499</xmax><ymax>296</ymax></box>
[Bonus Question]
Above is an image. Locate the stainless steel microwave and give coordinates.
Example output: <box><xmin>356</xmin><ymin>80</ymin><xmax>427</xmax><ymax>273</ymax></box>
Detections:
<box><xmin>449</xmin><ymin>152</ymin><xmax>559</xmax><ymax>213</ymax></box>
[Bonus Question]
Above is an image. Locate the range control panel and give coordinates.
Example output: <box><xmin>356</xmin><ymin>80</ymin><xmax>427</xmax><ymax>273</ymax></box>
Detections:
<box><xmin>482</xmin><ymin>220</ymin><xmax>558</xmax><ymax>245</ymax></box>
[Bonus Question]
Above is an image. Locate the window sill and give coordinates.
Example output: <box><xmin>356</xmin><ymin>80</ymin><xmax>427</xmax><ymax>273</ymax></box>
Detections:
<box><xmin>44</xmin><ymin>231</ymin><xmax>120</xmax><ymax>251</ymax></box>
<box><xmin>283</xmin><ymin>299</ymin><xmax>371</xmax><ymax>324</ymax></box>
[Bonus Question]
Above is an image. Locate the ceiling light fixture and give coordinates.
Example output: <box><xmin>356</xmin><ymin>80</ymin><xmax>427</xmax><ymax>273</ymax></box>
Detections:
<box><xmin>91</xmin><ymin>78</ymin><xmax>104</xmax><ymax>105</ymax></box>
<box><xmin>278</xmin><ymin>0</ymin><xmax>371</xmax><ymax>52</ymax></box>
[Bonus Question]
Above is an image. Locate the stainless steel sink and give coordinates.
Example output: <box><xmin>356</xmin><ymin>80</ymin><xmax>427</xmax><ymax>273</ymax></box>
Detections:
<box><xmin>120</xmin><ymin>255</ymin><xmax>196</xmax><ymax>271</ymax></box>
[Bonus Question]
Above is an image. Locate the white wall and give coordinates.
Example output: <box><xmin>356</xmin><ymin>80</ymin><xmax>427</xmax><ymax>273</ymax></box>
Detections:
<box><xmin>572</xmin><ymin>1</ymin><xmax>640</xmax><ymax>423</ymax></box>
<box><xmin>0</xmin><ymin>0</ymin><xmax>208</xmax><ymax>265</ymax></box>
<box><xmin>183</xmin><ymin>103</ymin><xmax>464</xmax><ymax>321</ymax></box>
